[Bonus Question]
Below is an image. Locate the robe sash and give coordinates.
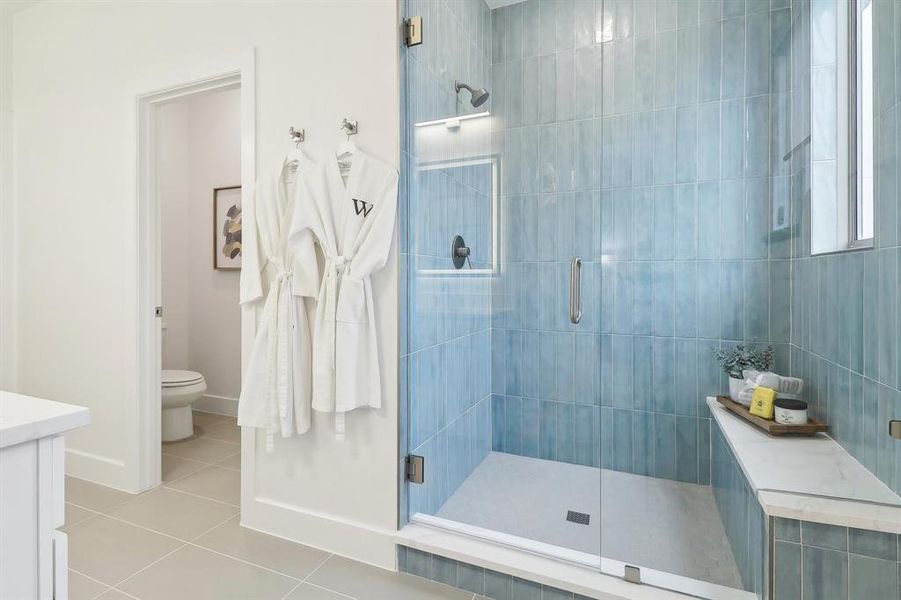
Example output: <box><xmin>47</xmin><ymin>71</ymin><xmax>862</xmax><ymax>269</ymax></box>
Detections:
<box><xmin>320</xmin><ymin>252</ymin><xmax>355</xmax><ymax>441</ymax></box>
<box><xmin>263</xmin><ymin>268</ymin><xmax>294</xmax><ymax>451</ymax></box>
<box><xmin>321</xmin><ymin>253</ymin><xmax>356</xmax><ymax>370</ymax></box>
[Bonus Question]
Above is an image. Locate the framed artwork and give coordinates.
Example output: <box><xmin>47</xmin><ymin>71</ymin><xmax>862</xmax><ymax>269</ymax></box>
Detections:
<box><xmin>214</xmin><ymin>185</ymin><xmax>242</xmax><ymax>270</ymax></box>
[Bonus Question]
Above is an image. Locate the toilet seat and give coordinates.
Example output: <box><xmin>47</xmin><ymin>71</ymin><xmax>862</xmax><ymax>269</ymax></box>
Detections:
<box><xmin>162</xmin><ymin>369</ymin><xmax>205</xmax><ymax>388</ymax></box>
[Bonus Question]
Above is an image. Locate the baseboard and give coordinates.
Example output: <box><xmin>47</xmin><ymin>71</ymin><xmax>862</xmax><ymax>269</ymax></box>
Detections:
<box><xmin>193</xmin><ymin>394</ymin><xmax>238</xmax><ymax>417</ymax></box>
<box><xmin>65</xmin><ymin>447</ymin><xmax>137</xmax><ymax>494</ymax></box>
<box><xmin>241</xmin><ymin>494</ymin><xmax>397</xmax><ymax>570</ymax></box>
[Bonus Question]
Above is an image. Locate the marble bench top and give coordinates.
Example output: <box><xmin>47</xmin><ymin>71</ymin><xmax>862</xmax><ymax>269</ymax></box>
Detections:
<box><xmin>0</xmin><ymin>391</ymin><xmax>90</xmax><ymax>449</ymax></box>
<box><xmin>706</xmin><ymin>396</ymin><xmax>900</xmax><ymax>534</ymax></box>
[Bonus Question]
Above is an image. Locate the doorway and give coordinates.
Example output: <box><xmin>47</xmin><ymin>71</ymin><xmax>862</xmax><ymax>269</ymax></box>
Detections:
<box><xmin>135</xmin><ymin>65</ymin><xmax>255</xmax><ymax>494</ymax></box>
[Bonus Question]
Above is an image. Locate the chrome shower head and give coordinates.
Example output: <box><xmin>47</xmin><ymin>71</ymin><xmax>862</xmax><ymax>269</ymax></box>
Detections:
<box><xmin>455</xmin><ymin>80</ymin><xmax>490</xmax><ymax>108</ymax></box>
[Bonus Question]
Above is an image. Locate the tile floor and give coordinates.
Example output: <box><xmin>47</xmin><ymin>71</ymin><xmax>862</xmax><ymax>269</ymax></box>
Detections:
<box><xmin>64</xmin><ymin>411</ymin><xmax>478</xmax><ymax>600</ymax></box>
<box><xmin>437</xmin><ymin>452</ymin><xmax>742</xmax><ymax>589</ymax></box>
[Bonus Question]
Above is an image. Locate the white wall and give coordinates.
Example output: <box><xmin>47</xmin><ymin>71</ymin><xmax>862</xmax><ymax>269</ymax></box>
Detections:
<box><xmin>0</xmin><ymin>6</ymin><xmax>13</xmax><ymax>390</ymax></box>
<box><xmin>0</xmin><ymin>2</ymin><xmax>36</xmax><ymax>390</ymax></box>
<box><xmin>9</xmin><ymin>0</ymin><xmax>400</xmax><ymax>569</ymax></box>
<box><xmin>159</xmin><ymin>87</ymin><xmax>243</xmax><ymax>406</ymax></box>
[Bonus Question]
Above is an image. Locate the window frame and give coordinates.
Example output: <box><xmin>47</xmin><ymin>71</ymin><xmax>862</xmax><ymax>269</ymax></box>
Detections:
<box><xmin>848</xmin><ymin>0</ymin><xmax>874</xmax><ymax>250</ymax></box>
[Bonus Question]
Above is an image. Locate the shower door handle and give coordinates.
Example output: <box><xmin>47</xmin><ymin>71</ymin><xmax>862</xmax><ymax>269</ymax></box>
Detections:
<box><xmin>569</xmin><ymin>257</ymin><xmax>582</xmax><ymax>324</ymax></box>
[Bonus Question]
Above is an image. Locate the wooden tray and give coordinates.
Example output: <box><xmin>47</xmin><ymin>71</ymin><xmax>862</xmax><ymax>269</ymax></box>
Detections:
<box><xmin>715</xmin><ymin>396</ymin><xmax>828</xmax><ymax>436</ymax></box>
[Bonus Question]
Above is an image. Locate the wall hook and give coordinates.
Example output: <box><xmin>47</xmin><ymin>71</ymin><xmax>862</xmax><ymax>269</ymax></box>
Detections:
<box><xmin>288</xmin><ymin>126</ymin><xmax>305</xmax><ymax>146</ymax></box>
<box><xmin>340</xmin><ymin>118</ymin><xmax>359</xmax><ymax>140</ymax></box>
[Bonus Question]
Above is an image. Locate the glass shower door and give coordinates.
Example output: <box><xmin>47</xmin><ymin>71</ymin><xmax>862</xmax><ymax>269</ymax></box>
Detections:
<box><xmin>401</xmin><ymin>0</ymin><xmax>496</xmax><ymax>526</ymax></box>
<box><xmin>400</xmin><ymin>0</ymin><xmax>606</xmax><ymax>564</ymax></box>
<box><xmin>401</xmin><ymin>0</ymin><xmax>771</xmax><ymax>597</ymax></box>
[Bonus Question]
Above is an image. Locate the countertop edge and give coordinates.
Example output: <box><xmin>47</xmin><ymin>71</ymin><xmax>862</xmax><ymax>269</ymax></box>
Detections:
<box><xmin>0</xmin><ymin>393</ymin><xmax>92</xmax><ymax>449</ymax></box>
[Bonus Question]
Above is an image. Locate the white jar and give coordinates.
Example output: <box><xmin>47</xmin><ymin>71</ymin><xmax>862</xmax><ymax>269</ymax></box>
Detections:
<box><xmin>729</xmin><ymin>377</ymin><xmax>745</xmax><ymax>404</ymax></box>
<box><xmin>774</xmin><ymin>399</ymin><xmax>808</xmax><ymax>425</ymax></box>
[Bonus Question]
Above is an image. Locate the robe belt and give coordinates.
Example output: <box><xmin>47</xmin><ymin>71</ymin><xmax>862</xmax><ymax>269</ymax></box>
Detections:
<box><xmin>264</xmin><ymin>269</ymin><xmax>294</xmax><ymax>452</ymax></box>
<box><xmin>322</xmin><ymin>253</ymin><xmax>355</xmax><ymax>371</ymax></box>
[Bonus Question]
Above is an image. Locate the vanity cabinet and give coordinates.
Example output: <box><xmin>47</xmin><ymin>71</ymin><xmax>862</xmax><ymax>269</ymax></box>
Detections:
<box><xmin>0</xmin><ymin>392</ymin><xmax>90</xmax><ymax>599</ymax></box>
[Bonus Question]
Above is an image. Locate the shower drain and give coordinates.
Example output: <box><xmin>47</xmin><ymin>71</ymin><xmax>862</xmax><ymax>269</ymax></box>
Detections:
<box><xmin>566</xmin><ymin>510</ymin><xmax>590</xmax><ymax>525</ymax></box>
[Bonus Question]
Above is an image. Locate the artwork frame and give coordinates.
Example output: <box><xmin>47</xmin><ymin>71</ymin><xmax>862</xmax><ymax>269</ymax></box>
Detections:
<box><xmin>213</xmin><ymin>185</ymin><xmax>242</xmax><ymax>270</ymax></box>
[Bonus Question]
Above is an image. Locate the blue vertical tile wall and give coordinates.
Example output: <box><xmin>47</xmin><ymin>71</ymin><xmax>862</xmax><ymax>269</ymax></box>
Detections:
<box><xmin>487</xmin><ymin>0</ymin><xmax>791</xmax><ymax>486</ymax></box>
<box><xmin>711</xmin><ymin>422</ymin><xmax>767</xmax><ymax>595</ymax></box>
<box><xmin>402</xmin><ymin>0</ymin><xmax>901</xmax><ymax>535</ymax></box>
<box><xmin>789</xmin><ymin>0</ymin><xmax>901</xmax><ymax>497</ymax></box>
<box><xmin>773</xmin><ymin>517</ymin><xmax>901</xmax><ymax>600</ymax></box>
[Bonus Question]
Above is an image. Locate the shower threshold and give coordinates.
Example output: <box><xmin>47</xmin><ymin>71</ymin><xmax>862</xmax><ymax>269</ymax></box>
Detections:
<box><xmin>406</xmin><ymin>452</ymin><xmax>750</xmax><ymax>599</ymax></box>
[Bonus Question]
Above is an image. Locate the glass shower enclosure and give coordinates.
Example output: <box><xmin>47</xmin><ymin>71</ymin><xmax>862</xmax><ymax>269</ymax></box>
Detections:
<box><xmin>401</xmin><ymin>0</ymin><xmax>792</xmax><ymax>597</ymax></box>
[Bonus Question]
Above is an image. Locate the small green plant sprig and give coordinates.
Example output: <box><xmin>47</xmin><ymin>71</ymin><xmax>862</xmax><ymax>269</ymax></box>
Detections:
<box><xmin>712</xmin><ymin>344</ymin><xmax>774</xmax><ymax>379</ymax></box>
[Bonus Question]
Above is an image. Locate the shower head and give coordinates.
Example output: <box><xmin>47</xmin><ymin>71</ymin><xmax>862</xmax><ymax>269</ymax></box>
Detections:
<box><xmin>455</xmin><ymin>81</ymin><xmax>490</xmax><ymax>108</ymax></box>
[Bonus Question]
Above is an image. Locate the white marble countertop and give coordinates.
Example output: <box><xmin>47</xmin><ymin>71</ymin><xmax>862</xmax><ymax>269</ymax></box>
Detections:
<box><xmin>0</xmin><ymin>390</ymin><xmax>90</xmax><ymax>449</ymax></box>
<box><xmin>706</xmin><ymin>396</ymin><xmax>901</xmax><ymax>533</ymax></box>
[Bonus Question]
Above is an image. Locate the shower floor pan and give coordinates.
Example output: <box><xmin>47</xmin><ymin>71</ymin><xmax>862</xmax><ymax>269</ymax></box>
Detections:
<box><xmin>434</xmin><ymin>452</ymin><xmax>742</xmax><ymax>590</ymax></box>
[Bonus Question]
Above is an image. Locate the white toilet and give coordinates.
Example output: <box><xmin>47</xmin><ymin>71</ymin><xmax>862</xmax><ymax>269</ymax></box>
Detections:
<box><xmin>161</xmin><ymin>370</ymin><xmax>207</xmax><ymax>442</ymax></box>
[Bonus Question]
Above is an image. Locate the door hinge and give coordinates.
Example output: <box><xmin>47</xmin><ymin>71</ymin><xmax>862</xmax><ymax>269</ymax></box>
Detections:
<box><xmin>155</xmin><ymin>306</ymin><xmax>163</xmax><ymax>318</ymax></box>
<box><xmin>624</xmin><ymin>565</ymin><xmax>641</xmax><ymax>584</ymax></box>
<box><xmin>890</xmin><ymin>420</ymin><xmax>901</xmax><ymax>440</ymax></box>
<box><xmin>404</xmin><ymin>16</ymin><xmax>423</xmax><ymax>47</ymax></box>
<box><xmin>405</xmin><ymin>454</ymin><xmax>424</xmax><ymax>484</ymax></box>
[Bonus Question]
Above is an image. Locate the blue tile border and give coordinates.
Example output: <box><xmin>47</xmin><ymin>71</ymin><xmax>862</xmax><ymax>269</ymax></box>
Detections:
<box><xmin>398</xmin><ymin>546</ymin><xmax>596</xmax><ymax>600</ymax></box>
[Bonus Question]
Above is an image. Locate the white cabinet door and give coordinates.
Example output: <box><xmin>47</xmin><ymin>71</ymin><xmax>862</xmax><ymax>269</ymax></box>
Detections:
<box><xmin>0</xmin><ymin>439</ymin><xmax>40</xmax><ymax>599</ymax></box>
<box><xmin>0</xmin><ymin>435</ymin><xmax>68</xmax><ymax>600</ymax></box>
<box><xmin>52</xmin><ymin>531</ymin><xmax>69</xmax><ymax>600</ymax></box>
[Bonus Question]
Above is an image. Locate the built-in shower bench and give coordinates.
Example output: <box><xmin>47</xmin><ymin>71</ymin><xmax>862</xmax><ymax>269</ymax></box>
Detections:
<box><xmin>707</xmin><ymin>396</ymin><xmax>900</xmax><ymax>598</ymax></box>
<box><xmin>706</xmin><ymin>396</ymin><xmax>900</xmax><ymax>534</ymax></box>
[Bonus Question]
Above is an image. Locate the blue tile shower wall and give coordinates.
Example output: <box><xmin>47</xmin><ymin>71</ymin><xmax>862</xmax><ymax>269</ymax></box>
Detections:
<box><xmin>772</xmin><ymin>518</ymin><xmax>901</xmax><ymax>599</ymax></box>
<box><xmin>401</xmin><ymin>0</ymin><xmax>900</xmax><ymax>526</ymax></box>
<box><xmin>711</xmin><ymin>421</ymin><xmax>767</xmax><ymax>595</ymax></box>
<box><xmin>788</xmin><ymin>0</ymin><xmax>901</xmax><ymax>497</ymax></box>
<box><xmin>488</xmin><ymin>0</ymin><xmax>793</xmax><ymax>484</ymax></box>
<box><xmin>401</xmin><ymin>0</ymin><xmax>496</xmax><ymax>520</ymax></box>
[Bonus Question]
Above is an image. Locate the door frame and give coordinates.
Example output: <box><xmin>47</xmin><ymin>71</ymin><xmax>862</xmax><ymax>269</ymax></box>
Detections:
<box><xmin>134</xmin><ymin>51</ymin><xmax>256</xmax><ymax>492</ymax></box>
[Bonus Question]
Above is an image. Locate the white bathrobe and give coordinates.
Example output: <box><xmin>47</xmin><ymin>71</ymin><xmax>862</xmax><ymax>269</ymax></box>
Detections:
<box><xmin>238</xmin><ymin>154</ymin><xmax>319</xmax><ymax>446</ymax></box>
<box><xmin>288</xmin><ymin>149</ymin><xmax>398</xmax><ymax>439</ymax></box>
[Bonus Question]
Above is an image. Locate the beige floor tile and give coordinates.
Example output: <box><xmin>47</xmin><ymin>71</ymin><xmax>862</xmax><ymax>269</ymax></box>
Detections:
<box><xmin>67</xmin><ymin>515</ymin><xmax>182</xmax><ymax>586</ymax></box>
<box><xmin>66</xmin><ymin>477</ymin><xmax>132</xmax><ymax>512</ymax></box>
<box><xmin>117</xmin><ymin>545</ymin><xmax>297</xmax><ymax>600</ymax></box>
<box><xmin>161</xmin><ymin>454</ymin><xmax>207</xmax><ymax>483</ymax></box>
<box><xmin>65</xmin><ymin>503</ymin><xmax>97</xmax><ymax>529</ymax></box>
<box><xmin>161</xmin><ymin>435</ymin><xmax>240</xmax><ymax>463</ymax></box>
<box><xmin>202</xmin><ymin>419</ymin><xmax>241</xmax><ymax>444</ymax></box>
<box><xmin>193</xmin><ymin>517</ymin><xmax>329</xmax><ymax>579</ymax></box>
<box><xmin>69</xmin><ymin>570</ymin><xmax>110</xmax><ymax>600</ymax></box>
<box><xmin>284</xmin><ymin>583</ymin><xmax>355</xmax><ymax>599</ymax></box>
<box><xmin>95</xmin><ymin>590</ymin><xmax>138</xmax><ymax>600</ymax></box>
<box><xmin>106</xmin><ymin>487</ymin><xmax>237</xmax><ymax>540</ymax></box>
<box><xmin>216</xmin><ymin>451</ymin><xmax>241</xmax><ymax>470</ymax></box>
<box><xmin>307</xmin><ymin>556</ymin><xmax>474</xmax><ymax>600</ymax></box>
<box><xmin>165</xmin><ymin>465</ymin><xmax>240</xmax><ymax>505</ymax></box>
<box><xmin>192</xmin><ymin>410</ymin><xmax>233</xmax><ymax>428</ymax></box>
